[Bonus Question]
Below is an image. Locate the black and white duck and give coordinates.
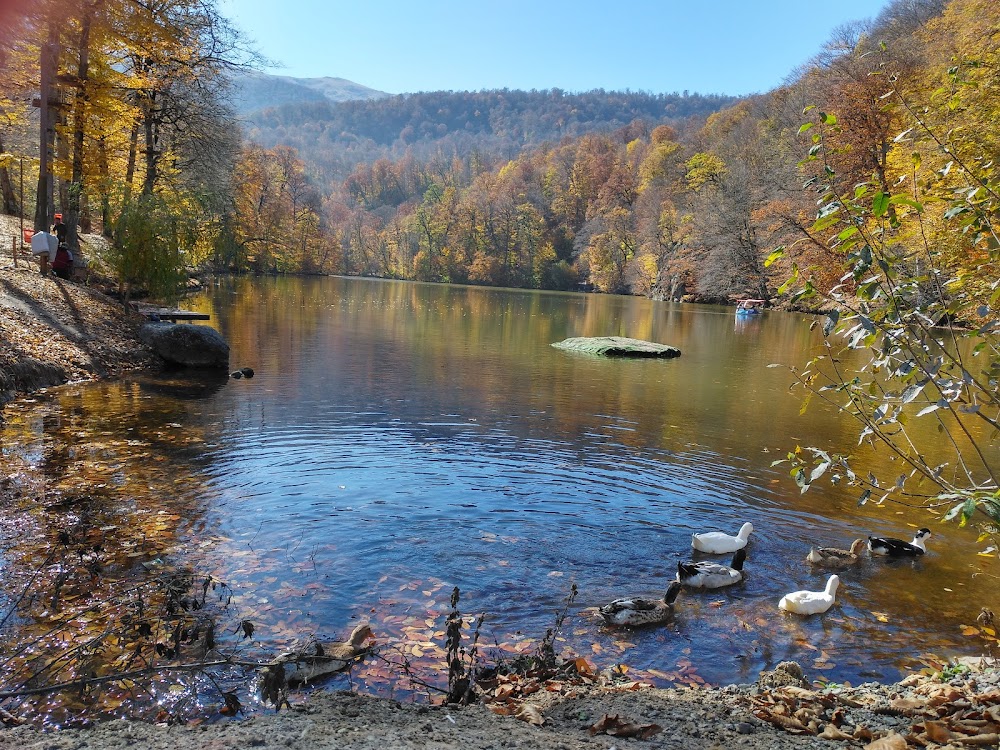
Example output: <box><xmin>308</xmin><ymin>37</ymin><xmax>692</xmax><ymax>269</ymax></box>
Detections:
<box><xmin>868</xmin><ymin>528</ymin><xmax>931</xmax><ymax>557</ymax></box>
<box><xmin>806</xmin><ymin>538</ymin><xmax>866</xmax><ymax>567</ymax></box>
<box><xmin>599</xmin><ymin>581</ymin><xmax>683</xmax><ymax>627</ymax></box>
<box><xmin>677</xmin><ymin>548</ymin><xmax>747</xmax><ymax>589</ymax></box>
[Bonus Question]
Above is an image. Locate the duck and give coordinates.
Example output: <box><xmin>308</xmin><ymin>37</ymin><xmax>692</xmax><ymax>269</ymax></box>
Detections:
<box><xmin>806</xmin><ymin>538</ymin><xmax>866</xmax><ymax>566</ymax></box>
<box><xmin>599</xmin><ymin>581</ymin><xmax>683</xmax><ymax>627</ymax></box>
<box><xmin>868</xmin><ymin>528</ymin><xmax>931</xmax><ymax>557</ymax></box>
<box><xmin>677</xmin><ymin>548</ymin><xmax>747</xmax><ymax>589</ymax></box>
<box><xmin>778</xmin><ymin>575</ymin><xmax>840</xmax><ymax>615</ymax></box>
<box><xmin>691</xmin><ymin>522</ymin><xmax>754</xmax><ymax>554</ymax></box>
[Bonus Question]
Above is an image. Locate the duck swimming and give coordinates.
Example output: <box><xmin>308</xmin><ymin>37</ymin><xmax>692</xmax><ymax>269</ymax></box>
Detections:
<box><xmin>868</xmin><ymin>528</ymin><xmax>931</xmax><ymax>557</ymax></box>
<box><xmin>806</xmin><ymin>538</ymin><xmax>866</xmax><ymax>567</ymax></box>
<box><xmin>691</xmin><ymin>522</ymin><xmax>754</xmax><ymax>554</ymax></box>
<box><xmin>778</xmin><ymin>575</ymin><xmax>840</xmax><ymax>615</ymax></box>
<box><xmin>599</xmin><ymin>581</ymin><xmax>683</xmax><ymax>627</ymax></box>
<box><xmin>677</xmin><ymin>548</ymin><xmax>747</xmax><ymax>589</ymax></box>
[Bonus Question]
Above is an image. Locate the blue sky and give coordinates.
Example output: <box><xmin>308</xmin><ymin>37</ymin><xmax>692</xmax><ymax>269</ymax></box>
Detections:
<box><xmin>219</xmin><ymin>0</ymin><xmax>888</xmax><ymax>96</ymax></box>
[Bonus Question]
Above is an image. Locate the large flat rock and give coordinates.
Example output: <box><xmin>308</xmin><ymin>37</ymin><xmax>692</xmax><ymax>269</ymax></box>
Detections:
<box><xmin>551</xmin><ymin>336</ymin><xmax>681</xmax><ymax>358</ymax></box>
<box><xmin>139</xmin><ymin>322</ymin><xmax>230</xmax><ymax>369</ymax></box>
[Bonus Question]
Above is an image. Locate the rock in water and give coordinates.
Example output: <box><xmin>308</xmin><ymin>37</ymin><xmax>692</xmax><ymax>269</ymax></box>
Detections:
<box><xmin>139</xmin><ymin>323</ymin><xmax>230</xmax><ymax>369</ymax></box>
<box><xmin>551</xmin><ymin>336</ymin><xmax>681</xmax><ymax>358</ymax></box>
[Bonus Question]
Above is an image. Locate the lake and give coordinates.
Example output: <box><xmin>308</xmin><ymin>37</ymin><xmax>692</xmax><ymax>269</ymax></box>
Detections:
<box><xmin>2</xmin><ymin>275</ymin><xmax>997</xmax><ymax>708</ymax></box>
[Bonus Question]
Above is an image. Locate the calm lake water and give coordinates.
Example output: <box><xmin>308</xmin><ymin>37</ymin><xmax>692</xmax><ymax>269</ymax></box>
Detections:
<box><xmin>3</xmin><ymin>275</ymin><xmax>998</xmax><ymax>699</ymax></box>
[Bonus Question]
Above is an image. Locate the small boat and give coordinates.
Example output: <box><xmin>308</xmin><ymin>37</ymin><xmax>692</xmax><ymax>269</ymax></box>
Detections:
<box><xmin>735</xmin><ymin>299</ymin><xmax>765</xmax><ymax>317</ymax></box>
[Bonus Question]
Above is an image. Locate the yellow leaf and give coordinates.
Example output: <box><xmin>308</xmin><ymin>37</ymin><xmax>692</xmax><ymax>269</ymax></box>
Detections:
<box><xmin>962</xmin><ymin>625</ymin><xmax>980</xmax><ymax>636</ymax></box>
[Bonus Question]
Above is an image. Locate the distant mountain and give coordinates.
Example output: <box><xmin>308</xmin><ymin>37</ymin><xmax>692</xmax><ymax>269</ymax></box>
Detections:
<box><xmin>243</xmin><ymin>88</ymin><xmax>741</xmax><ymax>183</ymax></box>
<box><xmin>229</xmin><ymin>71</ymin><xmax>388</xmax><ymax>116</ymax></box>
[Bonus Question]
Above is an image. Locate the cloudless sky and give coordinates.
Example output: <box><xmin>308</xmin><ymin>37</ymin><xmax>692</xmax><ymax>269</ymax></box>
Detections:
<box><xmin>219</xmin><ymin>0</ymin><xmax>888</xmax><ymax>96</ymax></box>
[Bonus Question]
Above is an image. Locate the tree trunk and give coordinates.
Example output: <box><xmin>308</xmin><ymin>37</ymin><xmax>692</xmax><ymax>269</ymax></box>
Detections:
<box><xmin>34</xmin><ymin>22</ymin><xmax>59</xmax><ymax>232</ymax></box>
<box><xmin>142</xmin><ymin>96</ymin><xmax>158</xmax><ymax>196</ymax></box>
<box><xmin>124</xmin><ymin>123</ymin><xmax>139</xmax><ymax>206</ymax></box>
<box><xmin>68</xmin><ymin>5</ymin><xmax>93</xmax><ymax>253</ymax></box>
<box><xmin>0</xmin><ymin>132</ymin><xmax>17</xmax><ymax>215</ymax></box>
<box><xmin>98</xmin><ymin>136</ymin><xmax>111</xmax><ymax>235</ymax></box>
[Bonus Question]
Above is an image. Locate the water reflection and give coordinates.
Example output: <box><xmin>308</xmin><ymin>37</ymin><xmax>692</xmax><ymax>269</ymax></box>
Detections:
<box><xmin>2</xmin><ymin>277</ymin><xmax>998</xmax><ymax>712</ymax></box>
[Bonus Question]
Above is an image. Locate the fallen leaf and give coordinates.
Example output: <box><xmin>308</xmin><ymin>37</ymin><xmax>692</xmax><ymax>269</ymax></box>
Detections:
<box><xmin>864</xmin><ymin>733</ymin><xmax>907</xmax><ymax>750</ymax></box>
<box><xmin>588</xmin><ymin>713</ymin><xmax>662</xmax><ymax>739</ymax></box>
<box><xmin>819</xmin><ymin>724</ymin><xmax>854</xmax><ymax>740</ymax></box>
<box><xmin>955</xmin><ymin>733</ymin><xmax>1000</xmax><ymax>746</ymax></box>
<box><xmin>922</xmin><ymin>721</ymin><xmax>952</xmax><ymax>743</ymax></box>
<box><xmin>515</xmin><ymin>704</ymin><xmax>545</xmax><ymax>726</ymax></box>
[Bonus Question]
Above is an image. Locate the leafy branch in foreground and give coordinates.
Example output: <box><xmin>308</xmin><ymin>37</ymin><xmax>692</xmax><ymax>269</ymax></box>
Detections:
<box><xmin>768</xmin><ymin>48</ymin><xmax>1000</xmax><ymax>548</ymax></box>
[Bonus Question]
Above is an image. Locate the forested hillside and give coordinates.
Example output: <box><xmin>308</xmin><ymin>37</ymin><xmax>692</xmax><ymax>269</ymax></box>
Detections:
<box><xmin>1</xmin><ymin>0</ymin><xmax>996</xmax><ymax>313</ymax></box>
<box><xmin>226</xmin><ymin>0</ymin><xmax>997</xmax><ymax>308</ymax></box>
<box><xmin>243</xmin><ymin>88</ymin><xmax>739</xmax><ymax>182</ymax></box>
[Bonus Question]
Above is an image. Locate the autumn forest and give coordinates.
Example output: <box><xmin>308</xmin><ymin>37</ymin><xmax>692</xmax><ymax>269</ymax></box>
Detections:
<box><xmin>0</xmin><ymin>0</ymin><xmax>997</xmax><ymax>307</ymax></box>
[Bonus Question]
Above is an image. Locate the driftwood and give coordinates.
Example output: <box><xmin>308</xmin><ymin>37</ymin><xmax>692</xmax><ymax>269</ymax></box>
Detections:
<box><xmin>258</xmin><ymin>623</ymin><xmax>373</xmax><ymax>707</ymax></box>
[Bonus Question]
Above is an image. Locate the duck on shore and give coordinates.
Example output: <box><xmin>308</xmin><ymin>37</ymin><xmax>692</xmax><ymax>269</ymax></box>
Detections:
<box><xmin>868</xmin><ymin>528</ymin><xmax>931</xmax><ymax>557</ymax></box>
<box><xmin>677</xmin><ymin>548</ymin><xmax>747</xmax><ymax>589</ymax></box>
<box><xmin>599</xmin><ymin>581</ymin><xmax>683</xmax><ymax>627</ymax></box>
<box><xmin>806</xmin><ymin>538</ymin><xmax>866</xmax><ymax>567</ymax></box>
<box><xmin>691</xmin><ymin>522</ymin><xmax>754</xmax><ymax>554</ymax></box>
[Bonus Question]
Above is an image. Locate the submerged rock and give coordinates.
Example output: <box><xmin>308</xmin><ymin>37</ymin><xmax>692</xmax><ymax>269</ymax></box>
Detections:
<box><xmin>139</xmin><ymin>322</ymin><xmax>230</xmax><ymax>369</ymax></box>
<box><xmin>551</xmin><ymin>336</ymin><xmax>681</xmax><ymax>358</ymax></box>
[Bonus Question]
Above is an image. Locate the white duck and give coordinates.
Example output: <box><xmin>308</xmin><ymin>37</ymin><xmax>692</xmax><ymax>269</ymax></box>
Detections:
<box><xmin>778</xmin><ymin>574</ymin><xmax>840</xmax><ymax>615</ymax></box>
<box><xmin>599</xmin><ymin>581</ymin><xmax>682</xmax><ymax>627</ymax></box>
<box><xmin>677</xmin><ymin>548</ymin><xmax>747</xmax><ymax>589</ymax></box>
<box><xmin>868</xmin><ymin>528</ymin><xmax>931</xmax><ymax>557</ymax></box>
<box><xmin>806</xmin><ymin>538</ymin><xmax>866</xmax><ymax>567</ymax></box>
<box><xmin>691</xmin><ymin>522</ymin><xmax>754</xmax><ymax>554</ymax></box>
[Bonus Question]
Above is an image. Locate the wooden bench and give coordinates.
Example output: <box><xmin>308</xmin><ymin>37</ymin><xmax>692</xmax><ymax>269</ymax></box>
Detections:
<box><xmin>146</xmin><ymin>310</ymin><xmax>211</xmax><ymax>322</ymax></box>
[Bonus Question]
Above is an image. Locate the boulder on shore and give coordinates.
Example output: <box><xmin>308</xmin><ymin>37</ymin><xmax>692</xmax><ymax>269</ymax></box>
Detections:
<box><xmin>139</xmin><ymin>322</ymin><xmax>230</xmax><ymax>369</ymax></box>
<box><xmin>551</xmin><ymin>336</ymin><xmax>681</xmax><ymax>358</ymax></box>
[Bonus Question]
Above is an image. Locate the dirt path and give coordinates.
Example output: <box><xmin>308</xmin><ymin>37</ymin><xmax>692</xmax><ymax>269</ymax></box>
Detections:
<box><xmin>0</xmin><ymin>215</ymin><xmax>155</xmax><ymax>407</ymax></box>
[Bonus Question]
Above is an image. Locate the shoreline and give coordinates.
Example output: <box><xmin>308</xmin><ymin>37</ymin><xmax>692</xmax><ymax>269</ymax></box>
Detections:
<box><xmin>0</xmin><ymin>237</ymin><xmax>157</xmax><ymax>409</ymax></box>
<box><xmin>3</xmin><ymin>663</ymin><xmax>1000</xmax><ymax>749</ymax></box>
